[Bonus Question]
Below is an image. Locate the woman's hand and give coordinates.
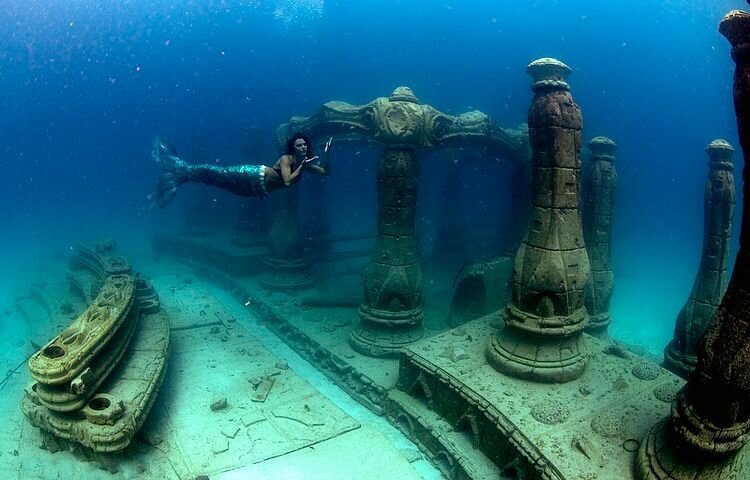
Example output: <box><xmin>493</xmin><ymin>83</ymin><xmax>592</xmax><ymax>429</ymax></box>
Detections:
<box><xmin>304</xmin><ymin>155</ymin><xmax>319</xmax><ymax>166</ymax></box>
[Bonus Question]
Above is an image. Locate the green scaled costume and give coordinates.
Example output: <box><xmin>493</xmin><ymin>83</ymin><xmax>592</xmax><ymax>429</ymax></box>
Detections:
<box><xmin>150</xmin><ymin>137</ymin><xmax>268</xmax><ymax>209</ymax></box>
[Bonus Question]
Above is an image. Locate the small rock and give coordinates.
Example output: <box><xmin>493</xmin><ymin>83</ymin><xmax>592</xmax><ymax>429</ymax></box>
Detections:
<box><xmin>221</xmin><ymin>426</ymin><xmax>240</xmax><ymax>439</ymax></box>
<box><xmin>210</xmin><ymin>397</ymin><xmax>228</xmax><ymax>411</ymax></box>
<box><xmin>211</xmin><ymin>439</ymin><xmax>229</xmax><ymax>455</ymax></box>
<box><xmin>248</xmin><ymin>377</ymin><xmax>262</xmax><ymax>388</ymax></box>
<box><xmin>275</xmin><ymin>361</ymin><xmax>289</xmax><ymax>370</ymax></box>
<box><xmin>141</xmin><ymin>430</ymin><xmax>163</xmax><ymax>446</ymax></box>
<box><xmin>210</xmin><ymin>326</ymin><xmax>221</xmax><ymax>334</ymax></box>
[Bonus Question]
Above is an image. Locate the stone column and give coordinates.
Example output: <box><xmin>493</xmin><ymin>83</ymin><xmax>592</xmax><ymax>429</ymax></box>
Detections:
<box><xmin>486</xmin><ymin>58</ymin><xmax>590</xmax><ymax>383</ymax></box>
<box><xmin>664</xmin><ymin>140</ymin><xmax>735</xmax><ymax>379</ymax></box>
<box><xmin>350</xmin><ymin>147</ymin><xmax>424</xmax><ymax>357</ymax></box>
<box><xmin>636</xmin><ymin>8</ymin><xmax>750</xmax><ymax>479</ymax></box>
<box><xmin>258</xmin><ymin>186</ymin><xmax>312</xmax><ymax>290</ymax></box>
<box><xmin>582</xmin><ymin>136</ymin><xmax>618</xmax><ymax>338</ymax></box>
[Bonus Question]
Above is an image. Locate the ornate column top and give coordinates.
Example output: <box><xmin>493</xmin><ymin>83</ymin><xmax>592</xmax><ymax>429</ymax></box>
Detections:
<box><xmin>526</xmin><ymin>57</ymin><xmax>571</xmax><ymax>92</ymax></box>
<box><xmin>720</xmin><ymin>8</ymin><xmax>750</xmax><ymax>59</ymax></box>
<box><xmin>389</xmin><ymin>86</ymin><xmax>420</xmax><ymax>104</ymax></box>
<box><xmin>588</xmin><ymin>136</ymin><xmax>617</xmax><ymax>160</ymax></box>
<box><xmin>706</xmin><ymin>138</ymin><xmax>735</xmax><ymax>170</ymax></box>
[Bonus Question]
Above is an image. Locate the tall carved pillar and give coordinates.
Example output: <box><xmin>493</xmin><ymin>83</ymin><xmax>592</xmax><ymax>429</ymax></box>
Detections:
<box><xmin>258</xmin><ymin>186</ymin><xmax>312</xmax><ymax>290</ymax></box>
<box><xmin>636</xmin><ymin>8</ymin><xmax>750</xmax><ymax>479</ymax></box>
<box><xmin>664</xmin><ymin>140</ymin><xmax>735</xmax><ymax>379</ymax></box>
<box><xmin>350</xmin><ymin>147</ymin><xmax>424</xmax><ymax>357</ymax></box>
<box><xmin>582</xmin><ymin>136</ymin><xmax>618</xmax><ymax>338</ymax></box>
<box><xmin>486</xmin><ymin>58</ymin><xmax>590</xmax><ymax>383</ymax></box>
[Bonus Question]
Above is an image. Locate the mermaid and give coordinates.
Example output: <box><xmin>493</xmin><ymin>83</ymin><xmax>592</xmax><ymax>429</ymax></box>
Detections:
<box><xmin>150</xmin><ymin>132</ymin><xmax>331</xmax><ymax>209</ymax></box>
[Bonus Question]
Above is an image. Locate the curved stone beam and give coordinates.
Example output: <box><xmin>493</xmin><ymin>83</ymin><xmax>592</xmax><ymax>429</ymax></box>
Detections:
<box><xmin>276</xmin><ymin>88</ymin><xmax>528</xmax><ymax>163</ymax></box>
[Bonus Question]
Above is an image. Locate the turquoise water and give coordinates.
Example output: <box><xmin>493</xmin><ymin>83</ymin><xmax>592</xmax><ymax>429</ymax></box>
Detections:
<box><xmin>0</xmin><ymin>1</ymin><xmax>746</xmax><ymax>476</ymax></box>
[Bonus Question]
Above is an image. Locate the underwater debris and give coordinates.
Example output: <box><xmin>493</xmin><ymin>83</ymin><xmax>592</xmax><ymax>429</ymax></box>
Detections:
<box><xmin>210</xmin><ymin>397</ymin><xmax>228</xmax><ymax>412</ymax></box>
<box><xmin>251</xmin><ymin>376</ymin><xmax>276</xmax><ymax>402</ymax></box>
<box><xmin>602</xmin><ymin>342</ymin><xmax>630</xmax><ymax>359</ymax></box>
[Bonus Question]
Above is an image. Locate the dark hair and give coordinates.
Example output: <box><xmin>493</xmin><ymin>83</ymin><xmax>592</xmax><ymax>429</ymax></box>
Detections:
<box><xmin>285</xmin><ymin>132</ymin><xmax>315</xmax><ymax>158</ymax></box>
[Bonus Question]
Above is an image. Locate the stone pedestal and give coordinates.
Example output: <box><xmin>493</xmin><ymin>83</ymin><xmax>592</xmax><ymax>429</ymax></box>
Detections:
<box><xmin>583</xmin><ymin>136</ymin><xmax>618</xmax><ymax>338</ymax></box>
<box><xmin>636</xmin><ymin>8</ymin><xmax>750</xmax><ymax>479</ymax></box>
<box><xmin>259</xmin><ymin>187</ymin><xmax>312</xmax><ymax>290</ymax></box>
<box><xmin>487</xmin><ymin>58</ymin><xmax>590</xmax><ymax>383</ymax></box>
<box><xmin>350</xmin><ymin>147</ymin><xmax>424</xmax><ymax>357</ymax></box>
<box><xmin>664</xmin><ymin>140</ymin><xmax>735</xmax><ymax>378</ymax></box>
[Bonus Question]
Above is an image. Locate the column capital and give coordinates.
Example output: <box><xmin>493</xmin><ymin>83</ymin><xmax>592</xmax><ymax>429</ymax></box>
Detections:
<box><xmin>527</xmin><ymin>58</ymin><xmax>571</xmax><ymax>92</ymax></box>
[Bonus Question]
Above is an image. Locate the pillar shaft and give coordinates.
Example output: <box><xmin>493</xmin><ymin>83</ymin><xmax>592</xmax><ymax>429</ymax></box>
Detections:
<box><xmin>664</xmin><ymin>140</ymin><xmax>735</xmax><ymax>378</ymax></box>
<box><xmin>583</xmin><ymin>137</ymin><xmax>618</xmax><ymax>337</ymax></box>
<box><xmin>487</xmin><ymin>58</ymin><xmax>590</xmax><ymax>383</ymax></box>
<box><xmin>350</xmin><ymin>147</ymin><xmax>424</xmax><ymax>357</ymax></box>
<box><xmin>259</xmin><ymin>186</ymin><xmax>312</xmax><ymax>290</ymax></box>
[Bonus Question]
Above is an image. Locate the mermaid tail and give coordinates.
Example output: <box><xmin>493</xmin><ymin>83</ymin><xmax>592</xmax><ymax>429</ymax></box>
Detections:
<box><xmin>149</xmin><ymin>137</ymin><xmax>270</xmax><ymax>209</ymax></box>
<box><xmin>150</xmin><ymin>137</ymin><xmax>190</xmax><ymax>209</ymax></box>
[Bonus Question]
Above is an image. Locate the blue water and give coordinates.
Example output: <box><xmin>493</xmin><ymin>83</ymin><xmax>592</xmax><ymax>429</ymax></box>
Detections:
<box><xmin>0</xmin><ymin>0</ymin><xmax>745</xmax><ymax>358</ymax></box>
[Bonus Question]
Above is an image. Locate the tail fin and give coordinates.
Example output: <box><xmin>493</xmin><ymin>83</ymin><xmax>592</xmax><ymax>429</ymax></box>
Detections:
<box><xmin>149</xmin><ymin>137</ymin><xmax>190</xmax><ymax>209</ymax></box>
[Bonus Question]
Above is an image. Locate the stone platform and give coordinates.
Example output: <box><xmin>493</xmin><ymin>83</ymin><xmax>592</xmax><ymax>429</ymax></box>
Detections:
<box><xmin>398</xmin><ymin>316</ymin><xmax>684</xmax><ymax>479</ymax></box>
<box><xmin>150</xmin><ymin>231</ymin><xmax>703</xmax><ymax>480</ymax></box>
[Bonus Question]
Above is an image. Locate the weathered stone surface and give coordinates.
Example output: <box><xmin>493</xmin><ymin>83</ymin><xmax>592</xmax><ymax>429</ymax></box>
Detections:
<box><xmin>583</xmin><ymin>136</ymin><xmax>618</xmax><ymax>337</ymax></box>
<box><xmin>488</xmin><ymin>58</ymin><xmax>590</xmax><ymax>383</ymax></box>
<box><xmin>28</xmin><ymin>274</ymin><xmax>136</xmax><ymax>386</ymax></box>
<box><xmin>35</xmin><ymin>307</ymin><xmax>139</xmax><ymax>412</ymax></box>
<box><xmin>22</xmin><ymin>308</ymin><xmax>171</xmax><ymax>453</ymax></box>
<box><xmin>664</xmin><ymin>139</ymin><xmax>735</xmax><ymax>378</ymax></box>
<box><xmin>399</xmin><ymin>317</ymin><xmax>683</xmax><ymax>479</ymax></box>
<box><xmin>447</xmin><ymin>256</ymin><xmax>512</xmax><ymax>327</ymax></box>
<box><xmin>351</xmin><ymin>148</ymin><xmax>424</xmax><ymax>358</ymax></box>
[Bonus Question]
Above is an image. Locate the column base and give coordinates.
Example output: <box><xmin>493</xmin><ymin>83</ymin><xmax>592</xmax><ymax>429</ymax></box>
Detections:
<box><xmin>258</xmin><ymin>256</ymin><xmax>312</xmax><ymax>291</ymax></box>
<box><xmin>349</xmin><ymin>305</ymin><xmax>424</xmax><ymax>358</ymax></box>
<box><xmin>486</xmin><ymin>305</ymin><xmax>588</xmax><ymax>383</ymax></box>
<box><xmin>635</xmin><ymin>418</ymin><xmax>749</xmax><ymax>480</ymax></box>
